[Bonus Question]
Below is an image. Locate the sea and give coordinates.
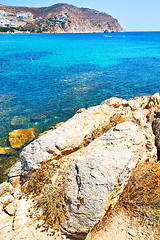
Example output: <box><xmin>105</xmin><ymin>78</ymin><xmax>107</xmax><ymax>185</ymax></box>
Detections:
<box><xmin>1</xmin><ymin>31</ymin><xmax>160</xmax><ymax>182</ymax></box>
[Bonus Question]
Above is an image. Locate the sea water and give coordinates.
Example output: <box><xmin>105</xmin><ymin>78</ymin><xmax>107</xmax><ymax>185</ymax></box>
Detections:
<box><xmin>1</xmin><ymin>32</ymin><xmax>160</xmax><ymax>181</ymax></box>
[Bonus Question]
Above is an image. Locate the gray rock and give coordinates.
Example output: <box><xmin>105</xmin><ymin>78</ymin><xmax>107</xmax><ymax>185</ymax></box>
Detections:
<box><xmin>9</xmin><ymin>105</ymin><xmax>117</xmax><ymax>177</ymax></box>
<box><xmin>63</xmin><ymin>122</ymin><xmax>146</xmax><ymax>235</ymax></box>
<box><xmin>8</xmin><ymin>161</ymin><xmax>22</xmax><ymax>178</ymax></box>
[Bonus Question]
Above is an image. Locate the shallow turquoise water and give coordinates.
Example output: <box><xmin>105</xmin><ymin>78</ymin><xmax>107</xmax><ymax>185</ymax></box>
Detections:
<box><xmin>1</xmin><ymin>32</ymin><xmax>160</xmax><ymax>142</ymax></box>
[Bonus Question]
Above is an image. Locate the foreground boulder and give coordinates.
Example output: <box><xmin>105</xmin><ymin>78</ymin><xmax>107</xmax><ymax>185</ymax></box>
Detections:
<box><xmin>9</xmin><ymin>105</ymin><xmax>124</xmax><ymax>177</ymax></box>
<box><xmin>8</xmin><ymin>128</ymin><xmax>37</xmax><ymax>149</ymax></box>
<box><xmin>62</xmin><ymin>122</ymin><xmax>151</xmax><ymax>235</ymax></box>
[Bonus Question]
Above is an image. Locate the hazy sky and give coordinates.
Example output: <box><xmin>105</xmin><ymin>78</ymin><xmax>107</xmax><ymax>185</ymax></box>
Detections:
<box><xmin>0</xmin><ymin>0</ymin><xmax>159</xmax><ymax>31</ymax></box>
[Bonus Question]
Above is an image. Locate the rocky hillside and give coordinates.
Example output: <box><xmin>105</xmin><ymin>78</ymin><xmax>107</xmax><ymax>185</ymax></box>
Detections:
<box><xmin>0</xmin><ymin>93</ymin><xmax>160</xmax><ymax>239</ymax></box>
<box><xmin>0</xmin><ymin>3</ymin><xmax>124</xmax><ymax>33</ymax></box>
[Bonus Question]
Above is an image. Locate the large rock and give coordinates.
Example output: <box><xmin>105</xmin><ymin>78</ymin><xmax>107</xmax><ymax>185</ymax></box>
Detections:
<box><xmin>8</xmin><ymin>128</ymin><xmax>37</xmax><ymax>149</ymax></box>
<box><xmin>9</xmin><ymin>105</ymin><xmax>125</xmax><ymax>176</ymax></box>
<box><xmin>62</xmin><ymin>122</ymin><xmax>147</xmax><ymax>235</ymax></box>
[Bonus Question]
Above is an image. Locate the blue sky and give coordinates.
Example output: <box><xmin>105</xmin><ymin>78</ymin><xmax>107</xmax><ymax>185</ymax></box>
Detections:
<box><xmin>0</xmin><ymin>0</ymin><xmax>159</xmax><ymax>31</ymax></box>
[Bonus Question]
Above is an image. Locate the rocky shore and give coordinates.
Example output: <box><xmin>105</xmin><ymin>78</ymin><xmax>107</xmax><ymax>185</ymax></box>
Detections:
<box><xmin>0</xmin><ymin>4</ymin><xmax>124</xmax><ymax>33</ymax></box>
<box><xmin>0</xmin><ymin>93</ymin><xmax>160</xmax><ymax>239</ymax></box>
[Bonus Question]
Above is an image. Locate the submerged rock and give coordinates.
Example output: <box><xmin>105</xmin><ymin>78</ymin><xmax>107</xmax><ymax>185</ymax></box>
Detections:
<box><xmin>11</xmin><ymin>116</ymin><xmax>28</xmax><ymax>126</ymax></box>
<box><xmin>8</xmin><ymin>128</ymin><xmax>37</xmax><ymax>149</ymax></box>
<box><xmin>0</xmin><ymin>147</ymin><xmax>16</xmax><ymax>156</ymax></box>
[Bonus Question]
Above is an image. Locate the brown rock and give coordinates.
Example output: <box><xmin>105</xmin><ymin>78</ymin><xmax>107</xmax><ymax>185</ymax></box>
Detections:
<box><xmin>9</xmin><ymin>128</ymin><xmax>37</xmax><ymax>149</ymax></box>
<box><xmin>9</xmin><ymin>176</ymin><xmax>21</xmax><ymax>189</ymax></box>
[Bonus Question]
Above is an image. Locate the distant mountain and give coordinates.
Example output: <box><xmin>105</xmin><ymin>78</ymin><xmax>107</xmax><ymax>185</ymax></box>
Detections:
<box><xmin>0</xmin><ymin>3</ymin><xmax>124</xmax><ymax>33</ymax></box>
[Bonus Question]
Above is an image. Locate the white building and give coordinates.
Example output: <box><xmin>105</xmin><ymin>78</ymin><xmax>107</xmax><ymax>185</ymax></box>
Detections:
<box><xmin>17</xmin><ymin>13</ymin><xmax>31</xmax><ymax>19</ymax></box>
<box><xmin>0</xmin><ymin>18</ymin><xmax>10</xmax><ymax>26</ymax></box>
<box><xmin>0</xmin><ymin>10</ymin><xmax>7</xmax><ymax>16</ymax></box>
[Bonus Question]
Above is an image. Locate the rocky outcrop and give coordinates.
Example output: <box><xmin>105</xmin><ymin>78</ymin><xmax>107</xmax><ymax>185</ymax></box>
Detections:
<box><xmin>0</xmin><ymin>4</ymin><xmax>124</xmax><ymax>33</ymax></box>
<box><xmin>8</xmin><ymin>128</ymin><xmax>37</xmax><ymax>149</ymax></box>
<box><xmin>1</xmin><ymin>93</ymin><xmax>160</xmax><ymax>239</ymax></box>
<box><xmin>63</xmin><ymin>122</ymin><xmax>148</xmax><ymax>234</ymax></box>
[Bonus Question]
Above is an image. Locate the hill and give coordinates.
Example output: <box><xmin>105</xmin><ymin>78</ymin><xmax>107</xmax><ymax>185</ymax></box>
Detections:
<box><xmin>0</xmin><ymin>3</ymin><xmax>124</xmax><ymax>33</ymax></box>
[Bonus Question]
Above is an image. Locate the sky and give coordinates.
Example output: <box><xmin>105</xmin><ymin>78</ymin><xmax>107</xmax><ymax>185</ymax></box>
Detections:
<box><xmin>0</xmin><ymin>0</ymin><xmax>160</xmax><ymax>31</ymax></box>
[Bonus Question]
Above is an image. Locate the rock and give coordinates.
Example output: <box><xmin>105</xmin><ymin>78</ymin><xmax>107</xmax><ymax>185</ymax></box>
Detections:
<box><xmin>63</xmin><ymin>122</ymin><xmax>146</xmax><ymax>235</ymax></box>
<box><xmin>128</xmin><ymin>99</ymin><xmax>140</xmax><ymax>111</ymax></box>
<box><xmin>10</xmin><ymin>105</ymin><xmax>121</xmax><ymax>176</ymax></box>
<box><xmin>0</xmin><ymin>192</ymin><xmax>14</xmax><ymax>207</ymax></box>
<box><xmin>13</xmin><ymin>189</ymin><xmax>21</xmax><ymax>199</ymax></box>
<box><xmin>128</xmin><ymin>230</ymin><xmax>136</xmax><ymax>237</ymax></box>
<box><xmin>5</xmin><ymin>93</ymin><xmax>160</xmax><ymax>239</ymax></box>
<box><xmin>9</xmin><ymin>176</ymin><xmax>21</xmax><ymax>189</ymax></box>
<box><xmin>0</xmin><ymin>147</ymin><xmax>16</xmax><ymax>156</ymax></box>
<box><xmin>101</xmin><ymin>97</ymin><xmax>127</xmax><ymax>108</ymax></box>
<box><xmin>8</xmin><ymin>128</ymin><xmax>37</xmax><ymax>149</ymax></box>
<box><xmin>8</xmin><ymin>161</ymin><xmax>22</xmax><ymax>178</ymax></box>
<box><xmin>76</xmin><ymin>108</ymin><xmax>86</xmax><ymax>114</ymax></box>
<box><xmin>37</xmin><ymin>122</ymin><xmax>64</xmax><ymax>138</ymax></box>
<box><xmin>4</xmin><ymin>200</ymin><xmax>18</xmax><ymax>216</ymax></box>
<box><xmin>0</xmin><ymin>182</ymin><xmax>14</xmax><ymax>197</ymax></box>
<box><xmin>145</xmin><ymin>93</ymin><xmax>160</xmax><ymax>109</ymax></box>
<box><xmin>0</xmin><ymin>211</ymin><xmax>13</xmax><ymax>239</ymax></box>
<box><xmin>30</xmin><ymin>114</ymin><xmax>46</xmax><ymax>122</ymax></box>
<box><xmin>132</xmin><ymin>109</ymin><xmax>147</xmax><ymax>126</ymax></box>
<box><xmin>11</xmin><ymin>116</ymin><xmax>28</xmax><ymax>126</ymax></box>
<box><xmin>14</xmin><ymin>197</ymin><xmax>30</xmax><ymax>230</ymax></box>
<box><xmin>146</xmin><ymin>140</ymin><xmax>154</xmax><ymax>151</ymax></box>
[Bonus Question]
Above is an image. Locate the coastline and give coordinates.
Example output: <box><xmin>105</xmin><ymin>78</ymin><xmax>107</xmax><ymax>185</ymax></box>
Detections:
<box><xmin>0</xmin><ymin>93</ymin><xmax>160</xmax><ymax>240</ymax></box>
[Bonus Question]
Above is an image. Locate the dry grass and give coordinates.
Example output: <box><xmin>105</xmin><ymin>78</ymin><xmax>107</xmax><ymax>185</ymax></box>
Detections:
<box><xmin>22</xmin><ymin>160</ymin><xmax>68</xmax><ymax>230</ymax></box>
<box><xmin>119</xmin><ymin>161</ymin><xmax>160</xmax><ymax>230</ymax></box>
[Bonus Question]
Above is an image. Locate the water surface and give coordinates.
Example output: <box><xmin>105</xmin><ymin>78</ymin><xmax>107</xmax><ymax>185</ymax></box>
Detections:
<box><xmin>1</xmin><ymin>32</ymin><xmax>160</xmax><ymax>182</ymax></box>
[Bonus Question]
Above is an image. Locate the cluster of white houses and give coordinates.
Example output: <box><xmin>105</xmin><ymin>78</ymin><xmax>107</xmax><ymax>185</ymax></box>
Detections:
<box><xmin>0</xmin><ymin>10</ymin><xmax>31</xmax><ymax>28</ymax></box>
<box><xmin>0</xmin><ymin>9</ymin><xmax>70</xmax><ymax>30</ymax></box>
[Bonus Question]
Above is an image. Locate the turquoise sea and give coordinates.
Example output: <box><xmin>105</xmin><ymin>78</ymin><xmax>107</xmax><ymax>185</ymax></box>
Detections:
<box><xmin>1</xmin><ymin>31</ymin><xmax>160</xmax><ymax>181</ymax></box>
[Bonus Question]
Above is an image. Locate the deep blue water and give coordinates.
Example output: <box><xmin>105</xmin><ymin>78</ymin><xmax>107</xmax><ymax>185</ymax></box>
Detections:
<box><xmin>1</xmin><ymin>32</ymin><xmax>160</xmax><ymax>180</ymax></box>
